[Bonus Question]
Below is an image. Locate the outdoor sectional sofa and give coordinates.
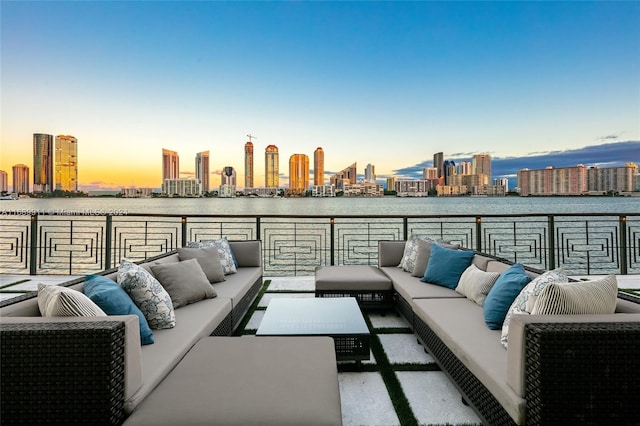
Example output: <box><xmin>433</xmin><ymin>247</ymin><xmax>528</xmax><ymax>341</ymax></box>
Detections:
<box><xmin>378</xmin><ymin>239</ymin><xmax>640</xmax><ymax>426</ymax></box>
<box><xmin>0</xmin><ymin>240</ymin><xmax>342</xmax><ymax>425</ymax></box>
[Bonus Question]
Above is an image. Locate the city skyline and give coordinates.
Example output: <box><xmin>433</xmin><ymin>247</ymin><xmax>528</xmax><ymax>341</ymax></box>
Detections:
<box><xmin>1</xmin><ymin>2</ymin><xmax>639</xmax><ymax>190</ymax></box>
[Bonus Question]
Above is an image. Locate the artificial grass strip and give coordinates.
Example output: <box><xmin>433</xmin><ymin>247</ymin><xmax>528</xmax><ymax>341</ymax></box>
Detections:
<box><xmin>233</xmin><ymin>279</ymin><xmax>271</xmax><ymax>336</ymax></box>
<box><xmin>374</xmin><ymin>327</ymin><xmax>414</xmax><ymax>335</ymax></box>
<box><xmin>0</xmin><ymin>279</ymin><xmax>31</xmax><ymax>290</ymax></box>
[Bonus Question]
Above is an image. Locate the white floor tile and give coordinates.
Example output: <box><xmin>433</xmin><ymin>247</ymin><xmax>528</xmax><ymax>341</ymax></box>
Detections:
<box><xmin>258</xmin><ymin>292</ymin><xmax>314</xmax><ymax>308</ymax></box>
<box><xmin>369</xmin><ymin>312</ymin><xmax>410</xmax><ymax>329</ymax></box>
<box><xmin>265</xmin><ymin>276</ymin><xmax>315</xmax><ymax>291</ymax></box>
<box><xmin>378</xmin><ymin>334</ymin><xmax>434</xmax><ymax>365</ymax></box>
<box><xmin>339</xmin><ymin>372</ymin><xmax>399</xmax><ymax>426</ymax></box>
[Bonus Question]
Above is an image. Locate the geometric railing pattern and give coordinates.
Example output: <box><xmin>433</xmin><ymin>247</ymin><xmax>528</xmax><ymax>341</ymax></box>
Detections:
<box><xmin>1</xmin><ymin>213</ymin><xmax>638</xmax><ymax>276</ymax></box>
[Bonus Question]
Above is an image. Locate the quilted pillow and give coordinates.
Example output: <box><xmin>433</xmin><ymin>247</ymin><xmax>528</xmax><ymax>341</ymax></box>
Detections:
<box><xmin>84</xmin><ymin>274</ymin><xmax>155</xmax><ymax>345</ymax></box>
<box><xmin>150</xmin><ymin>259</ymin><xmax>217</xmax><ymax>309</ymax></box>
<box><xmin>531</xmin><ymin>275</ymin><xmax>618</xmax><ymax>315</ymax></box>
<box><xmin>38</xmin><ymin>284</ymin><xmax>106</xmax><ymax>317</ymax></box>
<box><xmin>118</xmin><ymin>260</ymin><xmax>176</xmax><ymax>329</ymax></box>
<box><xmin>500</xmin><ymin>268</ymin><xmax>568</xmax><ymax>349</ymax></box>
<box><xmin>186</xmin><ymin>238</ymin><xmax>237</xmax><ymax>275</ymax></box>
<box><xmin>454</xmin><ymin>264</ymin><xmax>501</xmax><ymax>306</ymax></box>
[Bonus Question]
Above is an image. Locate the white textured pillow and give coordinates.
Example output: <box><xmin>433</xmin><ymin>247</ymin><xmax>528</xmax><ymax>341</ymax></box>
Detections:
<box><xmin>398</xmin><ymin>237</ymin><xmax>422</xmax><ymax>272</ymax></box>
<box><xmin>455</xmin><ymin>264</ymin><xmax>500</xmax><ymax>306</ymax></box>
<box><xmin>38</xmin><ymin>284</ymin><xmax>106</xmax><ymax>317</ymax></box>
<box><xmin>500</xmin><ymin>268</ymin><xmax>568</xmax><ymax>349</ymax></box>
<box><xmin>531</xmin><ymin>274</ymin><xmax>618</xmax><ymax>315</ymax></box>
<box><xmin>186</xmin><ymin>238</ymin><xmax>237</xmax><ymax>275</ymax></box>
<box><xmin>118</xmin><ymin>260</ymin><xmax>176</xmax><ymax>329</ymax></box>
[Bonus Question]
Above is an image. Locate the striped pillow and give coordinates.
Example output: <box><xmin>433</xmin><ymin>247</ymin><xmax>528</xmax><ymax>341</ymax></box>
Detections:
<box><xmin>531</xmin><ymin>275</ymin><xmax>618</xmax><ymax>315</ymax></box>
<box><xmin>455</xmin><ymin>264</ymin><xmax>501</xmax><ymax>306</ymax></box>
<box><xmin>38</xmin><ymin>284</ymin><xmax>106</xmax><ymax>317</ymax></box>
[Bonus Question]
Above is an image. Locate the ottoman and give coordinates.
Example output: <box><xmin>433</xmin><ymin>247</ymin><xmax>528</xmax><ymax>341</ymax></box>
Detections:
<box><xmin>315</xmin><ymin>265</ymin><xmax>394</xmax><ymax>310</ymax></box>
<box><xmin>124</xmin><ymin>336</ymin><xmax>342</xmax><ymax>425</ymax></box>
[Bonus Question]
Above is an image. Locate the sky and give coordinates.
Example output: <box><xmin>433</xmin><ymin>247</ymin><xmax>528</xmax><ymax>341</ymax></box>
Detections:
<box><xmin>1</xmin><ymin>1</ymin><xmax>639</xmax><ymax>191</ymax></box>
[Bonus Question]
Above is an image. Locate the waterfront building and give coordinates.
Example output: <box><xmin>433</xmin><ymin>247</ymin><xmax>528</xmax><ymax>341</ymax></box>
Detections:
<box><xmin>195</xmin><ymin>151</ymin><xmax>210</xmax><ymax>194</ymax></box>
<box><xmin>121</xmin><ymin>187</ymin><xmax>154</xmax><ymax>198</ymax></box>
<box><xmin>437</xmin><ymin>184</ymin><xmax>468</xmax><ymax>196</ymax></box>
<box><xmin>635</xmin><ymin>174</ymin><xmax>640</xmax><ymax>192</ymax></box>
<box><xmin>364</xmin><ymin>164</ymin><xmax>376</xmax><ymax>183</ymax></box>
<box><xmin>443</xmin><ymin>160</ymin><xmax>456</xmax><ymax>185</ymax></box>
<box><xmin>472</xmin><ymin>154</ymin><xmax>491</xmax><ymax>179</ymax></box>
<box><xmin>386</xmin><ymin>177</ymin><xmax>396</xmax><ymax>191</ymax></box>
<box><xmin>587</xmin><ymin>163</ymin><xmax>638</xmax><ymax>194</ymax></box>
<box><xmin>518</xmin><ymin>165</ymin><xmax>588</xmax><ymax>196</ymax></box>
<box><xmin>312</xmin><ymin>184</ymin><xmax>336</xmax><ymax>197</ymax></box>
<box><xmin>162</xmin><ymin>178</ymin><xmax>201</xmax><ymax>197</ymax></box>
<box><xmin>33</xmin><ymin>133</ymin><xmax>53</xmax><ymax>193</ymax></box>
<box><xmin>433</xmin><ymin>152</ymin><xmax>444</xmax><ymax>180</ymax></box>
<box><xmin>423</xmin><ymin>167</ymin><xmax>438</xmax><ymax>180</ymax></box>
<box><xmin>314</xmin><ymin>147</ymin><xmax>324</xmax><ymax>187</ymax></box>
<box><xmin>394</xmin><ymin>179</ymin><xmax>435</xmax><ymax>197</ymax></box>
<box><xmin>55</xmin><ymin>135</ymin><xmax>78</xmax><ymax>192</ymax></box>
<box><xmin>12</xmin><ymin>164</ymin><xmax>29</xmax><ymax>194</ymax></box>
<box><xmin>289</xmin><ymin>154</ymin><xmax>309</xmax><ymax>194</ymax></box>
<box><xmin>494</xmin><ymin>178</ymin><xmax>509</xmax><ymax>192</ymax></box>
<box><xmin>245</xmin><ymin>142</ymin><xmax>254</xmax><ymax>189</ymax></box>
<box><xmin>330</xmin><ymin>162</ymin><xmax>357</xmax><ymax>190</ymax></box>
<box><xmin>343</xmin><ymin>181</ymin><xmax>383</xmax><ymax>197</ymax></box>
<box><xmin>265</xmin><ymin>145</ymin><xmax>279</xmax><ymax>189</ymax></box>
<box><xmin>0</xmin><ymin>170</ymin><xmax>7</xmax><ymax>193</ymax></box>
<box><xmin>220</xmin><ymin>166</ymin><xmax>237</xmax><ymax>198</ymax></box>
<box><xmin>457</xmin><ymin>161</ymin><xmax>472</xmax><ymax>176</ymax></box>
<box><xmin>162</xmin><ymin>149</ymin><xmax>179</xmax><ymax>182</ymax></box>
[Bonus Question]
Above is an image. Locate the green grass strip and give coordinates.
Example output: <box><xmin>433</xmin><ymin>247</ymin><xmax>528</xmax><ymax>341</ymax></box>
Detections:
<box><xmin>233</xmin><ymin>280</ymin><xmax>271</xmax><ymax>336</ymax></box>
<box><xmin>364</xmin><ymin>314</ymin><xmax>419</xmax><ymax>426</ymax></box>
<box><xmin>0</xmin><ymin>279</ymin><xmax>31</xmax><ymax>290</ymax></box>
<box><xmin>374</xmin><ymin>327</ymin><xmax>414</xmax><ymax>334</ymax></box>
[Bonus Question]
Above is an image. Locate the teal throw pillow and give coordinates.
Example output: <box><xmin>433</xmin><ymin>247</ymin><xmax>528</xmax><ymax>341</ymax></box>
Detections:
<box><xmin>421</xmin><ymin>244</ymin><xmax>475</xmax><ymax>289</ymax></box>
<box><xmin>483</xmin><ymin>263</ymin><xmax>532</xmax><ymax>330</ymax></box>
<box><xmin>84</xmin><ymin>274</ymin><xmax>155</xmax><ymax>345</ymax></box>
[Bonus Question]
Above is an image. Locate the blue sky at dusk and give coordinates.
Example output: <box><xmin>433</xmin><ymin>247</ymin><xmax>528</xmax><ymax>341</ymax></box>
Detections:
<box><xmin>1</xmin><ymin>1</ymin><xmax>638</xmax><ymax>190</ymax></box>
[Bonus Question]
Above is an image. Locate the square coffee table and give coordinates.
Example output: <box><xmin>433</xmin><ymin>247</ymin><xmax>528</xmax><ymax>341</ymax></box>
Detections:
<box><xmin>256</xmin><ymin>297</ymin><xmax>370</xmax><ymax>363</ymax></box>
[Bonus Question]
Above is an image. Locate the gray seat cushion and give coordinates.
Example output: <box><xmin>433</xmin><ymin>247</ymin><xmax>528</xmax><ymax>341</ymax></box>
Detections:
<box><xmin>315</xmin><ymin>265</ymin><xmax>392</xmax><ymax>291</ymax></box>
<box><xmin>124</xmin><ymin>336</ymin><xmax>342</xmax><ymax>425</ymax></box>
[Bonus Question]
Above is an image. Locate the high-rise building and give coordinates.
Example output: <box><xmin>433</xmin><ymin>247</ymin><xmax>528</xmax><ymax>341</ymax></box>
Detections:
<box><xmin>265</xmin><ymin>145</ymin><xmax>279</xmax><ymax>188</ymax></box>
<box><xmin>423</xmin><ymin>167</ymin><xmax>438</xmax><ymax>180</ymax></box>
<box><xmin>364</xmin><ymin>164</ymin><xmax>376</xmax><ymax>183</ymax></box>
<box><xmin>587</xmin><ymin>163</ymin><xmax>638</xmax><ymax>193</ymax></box>
<box><xmin>330</xmin><ymin>162</ymin><xmax>357</xmax><ymax>190</ymax></box>
<box><xmin>220</xmin><ymin>166</ymin><xmax>237</xmax><ymax>197</ymax></box>
<box><xmin>162</xmin><ymin>149</ymin><xmax>179</xmax><ymax>182</ymax></box>
<box><xmin>12</xmin><ymin>164</ymin><xmax>30</xmax><ymax>193</ymax></box>
<box><xmin>245</xmin><ymin>142</ymin><xmax>254</xmax><ymax>189</ymax></box>
<box><xmin>494</xmin><ymin>177</ymin><xmax>509</xmax><ymax>192</ymax></box>
<box><xmin>289</xmin><ymin>154</ymin><xmax>309</xmax><ymax>192</ymax></box>
<box><xmin>386</xmin><ymin>177</ymin><xmax>396</xmax><ymax>191</ymax></box>
<box><xmin>472</xmin><ymin>154</ymin><xmax>492</xmax><ymax>179</ymax></box>
<box><xmin>162</xmin><ymin>179</ymin><xmax>201</xmax><ymax>197</ymax></box>
<box><xmin>443</xmin><ymin>160</ymin><xmax>456</xmax><ymax>185</ymax></box>
<box><xmin>195</xmin><ymin>151</ymin><xmax>210</xmax><ymax>194</ymax></box>
<box><xmin>33</xmin><ymin>133</ymin><xmax>53</xmax><ymax>193</ymax></box>
<box><xmin>314</xmin><ymin>147</ymin><xmax>324</xmax><ymax>187</ymax></box>
<box><xmin>55</xmin><ymin>135</ymin><xmax>78</xmax><ymax>191</ymax></box>
<box><xmin>518</xmin><ymin>165</ymin><xmax>588</xmax><ymax>196</ymax></box>
<box><xmin>433</xmin><ymin>152</ymin><xmax>444</xmax><ymax>179</ymax></box>
<box><xmin>0</xmin><ymin>170</ymin><xmax>7</xmax><ymax>193</ymax></box>
<box><xmin>457</xmin><ymin>161</ymin><xmax>472</xmax><ymax>176</ymax></box>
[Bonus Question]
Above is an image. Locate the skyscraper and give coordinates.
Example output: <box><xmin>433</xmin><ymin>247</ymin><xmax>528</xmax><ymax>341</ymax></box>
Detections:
<box><xmin>289</xmin><ymin>154</ymin><xmax>309</xmax><ymax>191</ymax></box>
<box><xmin>55</xmin><ymin>135</ymin><xmax>78</xmax><ymax>191</ymax></box>
<box><xmin>314</xmin><ymin>147</ymin><xmax>324</xmax><ymax>186</ymax></box>
<box><xmin>195</xmin><ymin>151</ymin><xmax>210</xmax><ymax>194</ymax></box>
<box><xmin>220</xmin><ymin>166</ymin><xmax>237</xmax><ymax>197</ymax></box>
<box><xmin>364</xmin><ymin>164</ymin><xmax>376</xmax><ymax>183</ymax></box>
<box><xmin>12</xmin><ymin>164</ymin><xmax>29</xmax><ymax>193</ymax></box>
<box><xmin>0</xmin><ymin>170</ymin><xmax>7</xmax><ymax>193</ymax></box>
<box><xmin>162</xmin><ymin>149</ymin><xmax>179</xmax><ymax>182</ymax></box>
<box><xmin>245</xmin><ymin>141</ymin><xmax>254</xmax><ymax>189</ymax></box>
<box><xmin>472</xmin><ymin>154</ymin><xmax>492</xmax><ymax>179</ymax></box>
<box><xmin>433</xmin><ymin>152</ymin><xmax>444</xmax><ymax>180</ymax></box>
<box><xmin>443</xmin><ymin>160</ymin><xmax>456</xmax><ymax>185</ymax></box>
<box><xmin>33</xmin><ymin>133</ymin><xmax>53</xmax><ymax>193</ymax></box>
<box><xmin>265</xmin><ymin>145</ymin><xmax>279</xmax><ymax>188</ymax></box>
<box><xmin>330</xmin><ymin>162</ymin><xmax>357</xmax><ymax>190</ymax></box>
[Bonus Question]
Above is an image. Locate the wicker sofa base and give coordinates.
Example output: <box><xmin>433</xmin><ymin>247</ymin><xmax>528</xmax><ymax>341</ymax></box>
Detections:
<box><xmin>316</xmin><ymin>289</ymin><xmax>394</xmax><ymax>311</ymax></box>
<box><xmin>231</xmin><ymin>276</ymin><xmax>263</xmax><ymax>331</ymax></box>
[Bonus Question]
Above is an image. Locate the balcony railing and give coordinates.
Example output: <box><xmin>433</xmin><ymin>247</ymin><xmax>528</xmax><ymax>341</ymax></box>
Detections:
<box><xmin>0</xmin><ymin>213</ymin><xmax>638</xmax><ymax>276</ymax></box>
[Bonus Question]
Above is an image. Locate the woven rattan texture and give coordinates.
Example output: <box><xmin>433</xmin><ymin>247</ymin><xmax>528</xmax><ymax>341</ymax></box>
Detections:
<box><xmin>231</xmin><ymin>276</ymin><xmax>262</xmax><ymax>331</ymax></box>
<box><xmin>1</xmin><ymin>321</ymin><xmax>126</xmax><ymax>425</ymax></box>
<box><xmin>414</xmin><ymin>315</ymin><xmax>516</xmax><ymax>426</ymax></box>
<box><xmin>316</xmin><ymin>290</ymin><xmax>394</xmax><ymax>310</ymax></box>
<box><xmin>211</xmin><ymin>312</ymin><xmax>233</xmax><ymax>336</ymax></box>
<box><xmin>525</xmin><ymin>322</ymin><xmax>640</xmax><ymax>425</ymax></box>
<box><xmin>394</xmin><ymin>293</ymin><xmax>414</xmax><ymax>329</ymax></box>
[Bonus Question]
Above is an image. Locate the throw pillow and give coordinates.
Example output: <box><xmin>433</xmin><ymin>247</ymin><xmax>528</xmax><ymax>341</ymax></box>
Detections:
<box><xmin>500</xmin><ymin>268</ymin><xmax>568</xmax><ymax>349</ymax></box>
<box><xmin>84</xmin><ymin>274</ymin><xmax>155</xmax><ymax>345</ymax></box>
<box><xmin>398</xmin><ymin>236</ymin><xmax>423</xmax><ymax>273</ymax></box>
<box><xmin>150</xmin><ymin>259</ymin><xmax>217</xmax><ymax>309</ymax></box>
<box><xmin>483</xmin><ymin>263</ymin><xmax>532</xmax><ymax>330</ymax></box>
<box><xmin>421</xmin><ymin>244</ymin><xmax>475</xmax><ymax>289</ymax></box>
<box><xmin>118</xmin><ymin>260</ymin><xmax>176</xmax><ymax>329</ymax></box>
<box><xmin>411</xmin><ymin>239</ymin><xmax>433</xmax><ymax>277</ymax></box>
<box><xmin>177</xmin><ymin>246</ymin><xmax>226</xmax><ymax>283</ymax></box>
<box><xmin>186</xmin><ymin>238</ymin><xmax>237</xmax><ymax>275</ymax></box>
<box><xmin>454</xmin><ymin>264</ymin><xmax>501</xmax><ymax>306</ymax></box>
<box><xmin>38</xmin><ymin>284</ymin><xmax>106</xmax><ymax>317</ymax></box>
<box><xmin>531</xmin><ymin>274</ymin><xmax>618</xmax><ymax>315</ymax></box>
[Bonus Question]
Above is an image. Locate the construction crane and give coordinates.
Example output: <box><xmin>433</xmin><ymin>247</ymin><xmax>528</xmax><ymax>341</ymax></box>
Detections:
<box><xmin>247</xmin><ymin>134</ymin><xmax>257</xmax><ymax>143</ymax></box>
